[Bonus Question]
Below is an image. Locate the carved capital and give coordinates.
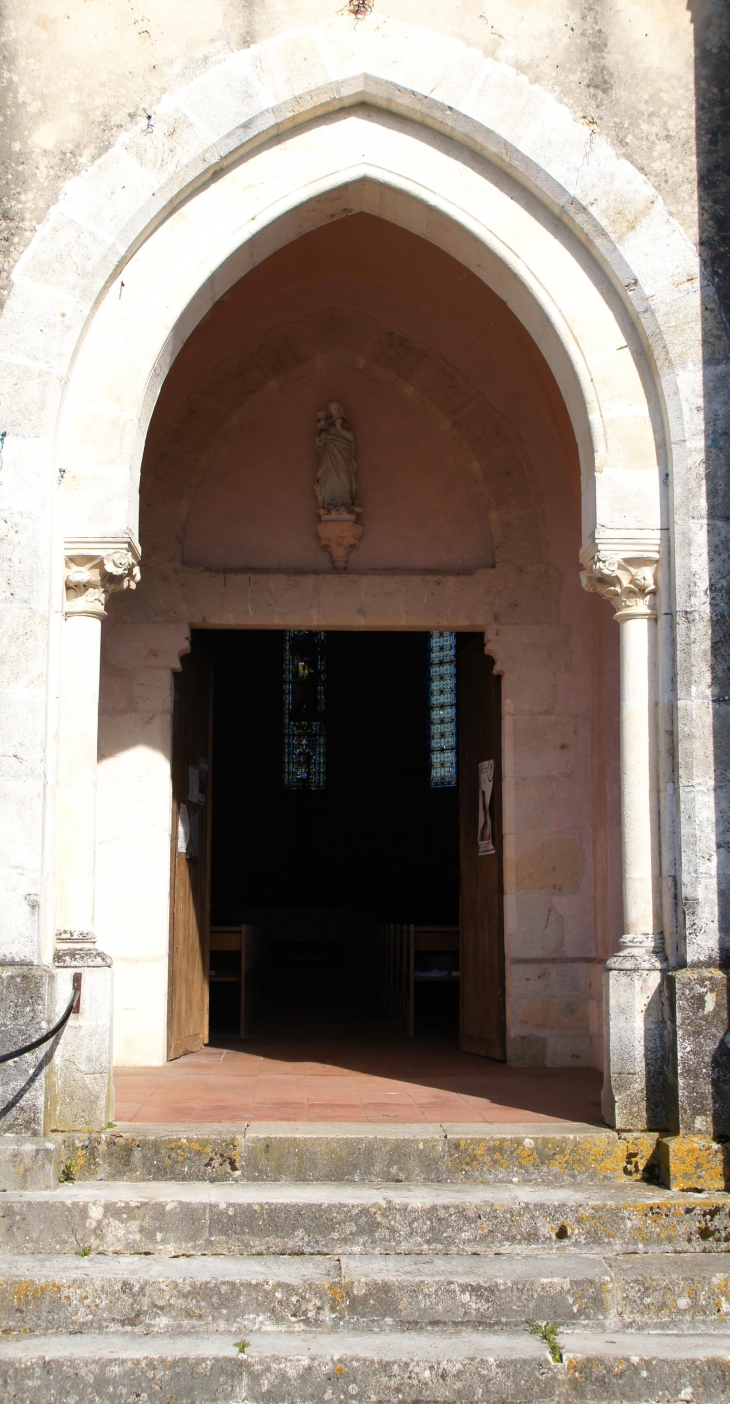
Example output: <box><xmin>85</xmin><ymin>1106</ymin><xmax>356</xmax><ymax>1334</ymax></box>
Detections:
<box><xmin>581</xmin><ymin>551</ymin><xmax>658</xmax><ymax>621</ymax></box>
<box><xmin>64</xmin><ymin>535</ymin><xmax>141</xmax><ymax>620</ymax></box>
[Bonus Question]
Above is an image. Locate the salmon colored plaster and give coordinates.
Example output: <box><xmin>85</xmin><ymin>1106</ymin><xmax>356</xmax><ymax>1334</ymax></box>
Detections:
<box><xmin>142</xmin><ymin>214</ymin><xmax>579</xmax><ymax>576</ymax></box>
<box><xmin>149</xmin><ymin>214</ymin><xmax>578</xmax><ymax>476</ymax></box>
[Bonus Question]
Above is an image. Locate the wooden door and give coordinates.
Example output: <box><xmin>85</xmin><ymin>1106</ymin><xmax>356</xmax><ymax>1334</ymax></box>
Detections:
<box><xmin>457</xmin><ymin>639</ymin><xmax>505</xmax><ymax>1058</ymax></box>
<box><xmin>168</xmin><ymin>643</ymin><xmax>213</xmax><ymax>1060</ymax></box>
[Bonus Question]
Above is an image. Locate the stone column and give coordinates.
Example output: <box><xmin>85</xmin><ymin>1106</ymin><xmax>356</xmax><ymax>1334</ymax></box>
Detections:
<box><xmin>47</xmin><ymin>537</ymin><xmax>140</xmax><ymax>1130</ymax></box>
<box><xmin>582</xmin><ymin>547</ymin><xmax>668</xmax><ymax>1130</ymax></box>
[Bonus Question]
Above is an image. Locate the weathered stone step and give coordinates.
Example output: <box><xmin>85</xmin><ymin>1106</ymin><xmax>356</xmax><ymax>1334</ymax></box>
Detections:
<box><xmin>0</xmin><ymin>1252</ymin><xmax>606</xmax><ymax>1333</ymax></box>
<box><xmin>52</xmin><ymin>1120</ymin><xmax>647</xmax><ymax>1185</ymax></box>
<box><xmin>0</xmin><ymin>1251</ymin><xmax>728</xmax><ymax>1335</ymax></box>
<box><xmin>1</xmin><ymin>1181</ymin><xmax>729</xmax><ymax>1256</ymax></box>
<box><xmin>1</xmin><ymin>1327</ymin><xmax>729</xmax><ymax>1402</ymax></box>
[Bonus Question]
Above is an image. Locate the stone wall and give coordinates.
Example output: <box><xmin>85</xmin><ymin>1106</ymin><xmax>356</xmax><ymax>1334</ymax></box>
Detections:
<box><xmin>0</xmin><ymin>1</ymin><xmax>724</xmax><ymax>1131</ymax></box>
<box><xmin>0</xmin><ymin>2</ymin><xmax>706</xmax><ymax>312</ymax></box>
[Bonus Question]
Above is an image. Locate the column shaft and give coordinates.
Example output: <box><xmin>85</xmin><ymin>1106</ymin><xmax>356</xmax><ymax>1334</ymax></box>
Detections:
<box><xmin>56</xmin><ymin>614</ymin><xmax>102</xmax><ymax>933</ymax></box>
<box><xmin>582</xmin><ymin>548</ymin><xmax>667</xmax><ymax>1131</ymax></box>
<box><xmin>47</xmin><ymin>536</ymin><xmax>140</xmax><ymax>1131</ymax></box>
<box><xmin>619</xmin><ymin>611</ymin><xmax>662</xmax><ymax>944</ymax></box>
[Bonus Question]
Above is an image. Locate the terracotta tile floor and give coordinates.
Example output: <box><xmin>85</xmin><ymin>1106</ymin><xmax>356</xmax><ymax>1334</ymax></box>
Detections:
<box><xmin>115</xmin><ymin>1012</ymin><xmax>603</xmax><ymax>1125</ymax></box>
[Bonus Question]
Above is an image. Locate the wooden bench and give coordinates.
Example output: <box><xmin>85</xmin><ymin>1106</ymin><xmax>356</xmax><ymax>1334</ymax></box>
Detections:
<box><xmin>371</xmin><ymin>925</ymin><xmax>459</xmax><ymax>1037</ymax></box>
<box><xmin>209</xmin><ymin>924</ymin><xmax>264</xmax><ymax>1035</ymax></box>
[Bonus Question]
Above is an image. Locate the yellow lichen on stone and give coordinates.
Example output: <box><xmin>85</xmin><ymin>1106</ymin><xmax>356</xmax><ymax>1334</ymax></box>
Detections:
<box><xmin>659</xmin><ymin>1135</ymin><xmax>730</xmax><ymax>1192</ymax></box>
<box><xmin>445</xmin><ymin>1132</ymin><xmax>627</xmax><ymax>1182</ymax></box>
<box><xmin>619</xmin><ymin>1132</ymin><xmax>661</xmax><ymax>1180</ymax></box>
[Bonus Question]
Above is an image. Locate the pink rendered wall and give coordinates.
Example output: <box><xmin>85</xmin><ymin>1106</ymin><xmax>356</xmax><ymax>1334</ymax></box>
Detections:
<box><xmin>144</xmin><ymin>214</ymin><xmax>579</xmax><ymax>578</ymax></box>
<box><xmin>147</xmin><ymin>213</ymin><xmax>577</xmax><ymax>470</ymax></box>
<box><xmin>182</xmin><ymin>361</ymin><xmax>494</xmax><ymax>573</ymax></box>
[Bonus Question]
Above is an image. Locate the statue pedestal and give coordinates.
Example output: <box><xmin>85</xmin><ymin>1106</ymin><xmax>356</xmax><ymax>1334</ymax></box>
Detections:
<box><xmin>316</xmin><ymin>509</ymin><xmax>363</xmax><ymax>570</ymax></box>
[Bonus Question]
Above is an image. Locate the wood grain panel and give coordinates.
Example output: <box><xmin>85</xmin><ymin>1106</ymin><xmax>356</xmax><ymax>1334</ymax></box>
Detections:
<box><xmin>372</xmin><ymin>922</ymin><xmax>414</xmax><ymax>1037</ymax></box>
<box><xmin>167</xmin><ymin>643</ymin><xmax>213</xmax><ymax>1061</ymax></box>
<box><xmin>457</xmin><ymin>639</ymin><xmax>505</xmax><ymax>1059</ymax></box>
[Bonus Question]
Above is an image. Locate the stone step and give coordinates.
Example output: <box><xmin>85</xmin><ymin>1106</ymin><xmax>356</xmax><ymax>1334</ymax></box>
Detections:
<box><xmin>52</xmin><ymin>1121</ymin><xmax>648</xmax><ymax>1185</ymax></box>
<box><xmin>1</xmin><ymin>1327</ymin><xmax>729</xmax><ymax>1402</ymax></box>
<box><xmin>1</xmin><ymin>1180</ymin><xmax>729</xmax><ymax>1256</ymax></box>
<box><xmin>0</xmin><ymin>1251</ymin><xmax>728</xmax><ymax>1334</ymax></box>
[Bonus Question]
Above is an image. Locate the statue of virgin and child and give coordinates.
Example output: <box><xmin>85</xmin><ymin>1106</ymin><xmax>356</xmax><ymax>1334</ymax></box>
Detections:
<box><xmin>314</xmin><ymin>402</ymin><xmax>360</xmax><ymax>515</ymax></box>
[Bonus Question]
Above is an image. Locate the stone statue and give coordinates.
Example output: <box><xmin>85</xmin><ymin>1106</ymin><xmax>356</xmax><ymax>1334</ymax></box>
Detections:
<box><xmin>315</xmin><ymin>402</ymin><xmax>358</xmax><ymax>512</ymax></box>
<box><xmin>314</xmin><ymin>401</ymin><xmax>363</xmax><ymax>569</ymax></box>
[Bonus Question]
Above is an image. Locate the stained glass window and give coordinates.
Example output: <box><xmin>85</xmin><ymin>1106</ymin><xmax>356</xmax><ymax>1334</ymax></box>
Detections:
<box><xmin>429</xmin><ymin>632</ymin><xmax>457</xmax><ymax>787</ymax></box>
<box><xmin>283</xmin><ymin>631</ymin><xmax>326</xmax><ymax>789</ymax></box>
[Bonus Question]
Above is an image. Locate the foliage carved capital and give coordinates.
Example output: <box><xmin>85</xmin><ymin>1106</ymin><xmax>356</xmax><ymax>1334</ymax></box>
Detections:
<box><xmin>64</xmin><ymin>536</ymin><xmax>141</xmax><ymax>620</ymax></box>
<box><xmin>580</xmin><ymin>550</ymin><xmax>658</xmax><ymax>621</ymax></box>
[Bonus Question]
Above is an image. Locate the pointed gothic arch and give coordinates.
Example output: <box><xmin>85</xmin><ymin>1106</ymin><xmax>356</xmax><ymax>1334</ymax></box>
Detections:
<box><xmin>1</xmin><ymin>18</ymin><xmax>721</xmax><ymax>1131</ymax></box>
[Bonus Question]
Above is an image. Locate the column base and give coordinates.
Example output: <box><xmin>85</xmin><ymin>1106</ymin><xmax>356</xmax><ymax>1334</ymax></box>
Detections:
<box><xmin>602</xmin><ymin>955</ymin><xmax>669</xmax><ymax>1131</ymax></box>
<box><xmin>46</xmin><ymin>950</ymin><xmax>114</xmax><ymax>1132</ymax></box>
<box><xmin>658</xmin><ymin>1134</ymin><xmax>730</xmax><ymax>1191</ymax></box>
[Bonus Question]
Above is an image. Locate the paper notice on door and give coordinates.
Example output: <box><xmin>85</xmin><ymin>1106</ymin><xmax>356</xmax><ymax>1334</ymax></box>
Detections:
<box><xmin>188</xmin><ymin>766</ymin><xmax>200</xmax><ymax>804</ymax></box>
<box><xmin>177</xmin><ymin>803</ymin><xmax>190</xmax><ymax>854</ymax></box>
<box><xmin>478</xmin><ymin>759</ymin><xmax>495</xmax><ymax>855</ymax></box>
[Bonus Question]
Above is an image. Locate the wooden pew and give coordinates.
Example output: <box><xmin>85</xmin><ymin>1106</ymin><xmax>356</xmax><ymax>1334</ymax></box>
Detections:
<box><xmin>371</xmin><ymin>924</ymin><xmax>460</xmax><ymax>1037</ymax></box>
<box><xmin>209</xmin><ymin>924</ymin><xmax>264</xmax><ymax>1036</ymax></box>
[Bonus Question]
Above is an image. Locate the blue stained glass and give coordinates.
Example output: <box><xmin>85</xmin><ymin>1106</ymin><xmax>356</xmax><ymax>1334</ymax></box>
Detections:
<box><xmin>284</xmin><ymin>631</ymin><xmax>326</xmax><ymax>789</ymax></box>
<box><xmin>429</xmin><ymin>632</ymin><xmax>456</xmax><ymax>787</ymax></box>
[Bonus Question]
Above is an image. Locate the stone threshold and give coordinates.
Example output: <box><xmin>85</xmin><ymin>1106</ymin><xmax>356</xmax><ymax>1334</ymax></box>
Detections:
<box><xmin>0</xmin><ymin>1120</ymin><xmax>642</xmax><ymax>1191</ymax></box>
<box><xmin>1</xmin><ymin>1122</ymin><xmax>727</xmax><ymax>1191</ymax></box>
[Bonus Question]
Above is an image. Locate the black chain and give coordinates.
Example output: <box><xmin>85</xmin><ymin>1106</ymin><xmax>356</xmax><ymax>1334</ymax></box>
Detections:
<box><xmin>0</xmin><ymin>975</ymin><xmax>81</xmax><ymax>1065</ymax></box>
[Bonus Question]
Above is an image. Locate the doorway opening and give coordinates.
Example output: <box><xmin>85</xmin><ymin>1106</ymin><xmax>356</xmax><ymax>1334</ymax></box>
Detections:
<box><xmin>167</xmin><ymin>629</ymin><xmax>504</xmax><ymax>1062</ymax></box>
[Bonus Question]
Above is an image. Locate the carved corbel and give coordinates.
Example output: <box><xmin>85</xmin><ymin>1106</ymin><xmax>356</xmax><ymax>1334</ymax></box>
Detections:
<box><xmin>316</xmin><ymin>509</ymin><xmax>363</xmax><ymax>571</ymax></box>
<box><xmin>580</xmin><ymin>549</ymin><xmax>657</xmax><ymax>621</ymax></box>
<box><xmin>64</xmin><ymin>535</ymin><xmax>141</xmax><ymax>620</ymax></box>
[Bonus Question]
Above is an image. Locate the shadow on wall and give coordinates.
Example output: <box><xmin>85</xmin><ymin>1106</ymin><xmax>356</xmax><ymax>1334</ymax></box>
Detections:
<box><xmin>0</xmin><ymin>966</ymin><xmax>54</xmax><ymax>1134</ymax></box>
<box><xmin>644</xmin><ymin>980</ymin><xmax>670</xmax><ymax>1132</ymax></box>
<box><xmin>0</xmin><ymin>1040</ymin><xmax>54</xmax><ymax>1124</ymax></box>
<box><xmin>690</xmin><ymin>2</ymin><xmax>730</xmax><ymax>1140</ymax></box>
<box><xmin>690</xmin><ymin>1</ymin><xmax>730</xmax><ymax>1130</ymax></box>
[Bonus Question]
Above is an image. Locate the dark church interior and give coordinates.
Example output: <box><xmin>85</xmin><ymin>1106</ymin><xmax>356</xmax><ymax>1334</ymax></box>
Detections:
<box><xmin>206</xmin><ymin>630</ymin><xmax>474</xmax><ymax>1039</ymax></box>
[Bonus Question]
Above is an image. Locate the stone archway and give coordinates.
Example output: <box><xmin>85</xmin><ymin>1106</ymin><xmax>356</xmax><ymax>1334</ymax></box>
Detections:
<box><xmin>0</xmin><ymin>19</ymin><xmax>718</xmax><ymax>1135</ymax></box>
